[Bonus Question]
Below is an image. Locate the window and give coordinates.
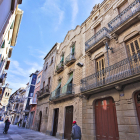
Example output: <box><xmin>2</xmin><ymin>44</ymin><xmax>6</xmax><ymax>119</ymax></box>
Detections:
<box><xmin>118</xmin><ymin>1</ymin><xmax>129</xmax><ymax>13</ymax></box>
<box><xmin>46</xmin><ymin>107</ymin><xmax>48</xmax><ymax>114</ymax></box>
<box><xmin>126</xmin><ymin>35</ymin><xmax>140</xmax><ymax>56</ymax></box>
<box><xmin>7</xmin><ymin>93</ymin><xmax>9</xmax><ymax>96</ymax></box>
<box><xmin>51</xmin><ymin>57</ymin><xmax>53</xmax><ymax>64</ymax></box>
<box><xmin>96</xmin><ymin>56</ymin><xmax>105</xmax><ymax>81</ymax></box>
<box><xmin>48</xmin><ymin>77</ymin><xmax>51</xmax><ymax>88</ymax></box>
<box><xmin>30</xmin><ymin>93</ymin><xmax>33</xmax><ymax>97</ymax></box>
<box><xmin>94</xmin><ymin>24</ymin><xmax>101</xmax><ymax>34</ymax></box>
<box><xmin>43</xmin><ymin>81</ymin><xmax>45</xmax><ymax>88</ymax></box>
<box><xmin>5</xmin><ymin>92</ymin><xmax>7</xmax><ymax>96</ymax></box>
<box><xmin>45</xmin><ymin>62</ymin><xmax>48</xmax><ymax>70</ymax></box>
<box><xmin>37</xmin><ymin>76</ymin><xmax>41</xmax><ymax>83</ymax></box>
<box><xmin>1</xmin><ymin>40</ymin><xmax>5</xmax><ymax>48</ymax></box>
<box><xmin>71</xmin><ymin>43</ymin><xmax>75</xmax><ymax>55</ymax></box>
<box><xmin>10</xmin><ymin>21</ymin><xmax>14</xmax><ymax>29</ymax></box>
<box><xmin>60</xmin><ymin>54</ymin><xmax>64</xmax><ymax>63</ymax></box>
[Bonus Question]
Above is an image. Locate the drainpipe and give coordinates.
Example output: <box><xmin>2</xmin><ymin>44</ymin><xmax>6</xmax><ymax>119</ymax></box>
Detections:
<box><xmin>105</xmin><ymin>42</ymin><xmax>110</xmax><ymax>67</ymax></box>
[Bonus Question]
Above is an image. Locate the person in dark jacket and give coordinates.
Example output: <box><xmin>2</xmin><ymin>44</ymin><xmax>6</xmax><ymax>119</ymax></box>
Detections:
<box><xmin>3</xmin><ymin>119</ymin><xmax>11</xmax><ymax>134</ymax></box>
<box><xmin>71</xmin><ymin>121</ymin><xmax>81</xmax><ymax>140</ymax></box>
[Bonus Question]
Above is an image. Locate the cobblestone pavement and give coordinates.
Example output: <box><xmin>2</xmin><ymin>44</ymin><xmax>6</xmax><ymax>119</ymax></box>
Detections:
<box><xmin>0</xmin><ymin>121</ymin><xmax>59</xmax><ymax>140</ymax></box>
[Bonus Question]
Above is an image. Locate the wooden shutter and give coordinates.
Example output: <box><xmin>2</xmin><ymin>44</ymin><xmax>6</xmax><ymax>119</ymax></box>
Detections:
<box><xmin>96</xmin><ymin>56</ymin><xmax>105</xmax><ymax>81</ymax></box>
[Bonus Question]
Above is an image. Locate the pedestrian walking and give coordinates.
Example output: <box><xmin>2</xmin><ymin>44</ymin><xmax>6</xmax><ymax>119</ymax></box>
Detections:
<box><xmin>71</xmin><ymin>121</ymin><xmax>81</xmax><ymax>140</ymax></box>
<box><xmin>3</xmin><ymin>118</ymin><xmax>11</xmax><ymax>134</ymax></box>
<box><xmin>18</xmin><ymin>119</ymin><xmax>22</xmax><ymax>127</ymax></box>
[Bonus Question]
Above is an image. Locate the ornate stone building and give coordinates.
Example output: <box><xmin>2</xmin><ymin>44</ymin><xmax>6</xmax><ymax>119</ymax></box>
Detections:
<box><xmin>47</xmin><ymin>26</ymin><xmax>85</xmax><ymax>139</ymax></box>
<box><xmin>80</xmin><ymin>0</ymin><xmax>140</xmax><ymax>139</ymax></box>
<box><xmin>33</xmin><ymin>0</ymin><xmax>140</xmax><ymax>140</ymax></box>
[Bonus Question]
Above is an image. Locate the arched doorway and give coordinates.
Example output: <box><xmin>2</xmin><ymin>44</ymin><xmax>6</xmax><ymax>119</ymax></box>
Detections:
<box><xmin>95</xmin><ymin>97</ymin><xmax>119</xmax><ymax>140</ymax></box>
<box><xmin>134</xmin><ymin>91</ymin><xmax>140</xmax><ymax>126</ymax></box>
<box><xmin>38</xmin><ymin>111</ymin><xmax>42</xmax><ymax>132</ymax></box>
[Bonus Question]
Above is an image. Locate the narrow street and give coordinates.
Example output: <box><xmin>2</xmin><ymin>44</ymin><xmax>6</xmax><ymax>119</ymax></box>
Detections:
<box><xmin>0</xmin><ymin>122</ymin><xmax>59</xmax><ymax>140</ymax></box>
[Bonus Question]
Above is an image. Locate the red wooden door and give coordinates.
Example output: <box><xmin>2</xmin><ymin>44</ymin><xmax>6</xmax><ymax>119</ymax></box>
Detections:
<box><xmin>134</xmin><ymin>92</ymin><xmax>140</xmax><ymax>126</ymax></box>
<box><xmin>64</xmin><ymin>106</ymin><xmax>73</xmax><ymax>140</ymax></box>
<box><xmin>52</xmin><ymin>109</ymin><xmax>59</xmax><ymax>136</ymax></box>
<box><xmin>95</xmin><ymin>97</ymin><xmax>119</xmax><ymax>140</ymax></box>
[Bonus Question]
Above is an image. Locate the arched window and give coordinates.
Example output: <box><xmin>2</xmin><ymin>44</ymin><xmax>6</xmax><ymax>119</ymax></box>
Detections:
<box><xmin>7</xmin><ymin>93</ymin><xmax>9</xmax><ymax>96</ymax></box>
<box><xmin>5</xmin><ymin>92</ymin><xmax>7</xmax><ymax>96</ymax></box>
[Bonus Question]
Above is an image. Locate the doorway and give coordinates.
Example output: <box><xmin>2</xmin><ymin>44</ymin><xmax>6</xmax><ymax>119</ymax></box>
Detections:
<box><xmin>95</xmin><ymin>97</ymin><xmax>119</xmax><ymax>140</ymax></box>
<box><xmin>134</xmin><ymin>91</ymin><xmax>140</xmax><ymax>126</ymax></box>
<box><xmin>64</xmin><ymin>106</ymin><xmax>73</xmax><ymax>140</ymax></box>
<box><xmin>52</xmin><ymin>108</ymin><xmax>59</xmax><ymax>136</ymax></box>
<box><xmin>38</xmin><ymin>111</ymin><xmax>42</xmax><ymax>131</ymax></box>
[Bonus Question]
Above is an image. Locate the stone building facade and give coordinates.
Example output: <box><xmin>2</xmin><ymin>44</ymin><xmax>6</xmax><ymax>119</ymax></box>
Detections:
<box><xmin>79</xmin><ymin>0</ymin><xmax>140</xmax><ymax>140</ymax></box>
<box><xmin>47</xmin><ymin>26</ymin><xmax>85</xmax><ymax>140</ymax></box>
<box><xmin>33</xmin><ymin>43</ymin><xmax>59</xmax><ymax>133</ymax></box>
<box><xmin>30</xmin><ymin>0</ymin><xmax>140</xmax><ymax>140</ymax></box>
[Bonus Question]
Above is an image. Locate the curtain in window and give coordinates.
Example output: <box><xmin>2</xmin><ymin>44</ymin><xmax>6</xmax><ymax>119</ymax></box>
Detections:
<box><xmin>51</xmin><ymin>81</ymin><xmax>61</xmax><ymax>97</ymax></box>
<box><xmin>61</xmin><ymin>73</ymin><xmax>73</xmax><ymax>94</ymax></box>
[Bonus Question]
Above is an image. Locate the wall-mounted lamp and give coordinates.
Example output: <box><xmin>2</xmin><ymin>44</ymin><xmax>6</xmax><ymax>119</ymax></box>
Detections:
<box><xmin>77</xmin><ymin>62</ymin><xmax>83</xmax><ymax>67</ymax></box>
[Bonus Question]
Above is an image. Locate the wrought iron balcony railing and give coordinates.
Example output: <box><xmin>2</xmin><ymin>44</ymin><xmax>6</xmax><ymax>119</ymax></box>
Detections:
<box><xmin>108</xmin><ymin>0</ymin><xmax>140</xmax><ymax>31</ymax></box>
<box><xmin>37</xmin><ymin>85</ymin><xmax>50</xmax><ymax>99</ymax></box>
<box><xmin>55</xmin><ymin>62</ymin><xmax>64</xmax><ymax>73</ymax></box>
<box><xmin>65</xmin><ymin>53</ymin><xmax>76</xmax><ymax>66</ymax></box>
<box><xmin>50</xmin><ymin>83</ymin><xmax>74</xmax><ymax>101</ymax></box>
<box><xmin>81</xmin><ymin>53</ymin><xmax>140</xmax><ymax>92</ymax></box>
<box><xmin>85</xmin><ymin>27</ymin><xmax>110</xmax><ymax>52</ymax></box>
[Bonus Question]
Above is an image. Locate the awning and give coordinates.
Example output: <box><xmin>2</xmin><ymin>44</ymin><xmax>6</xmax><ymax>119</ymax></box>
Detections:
<box><xmin>51</xmin><ymin>81</ymin><xmax>61</xmax><ymax>97</ymax></box>
<box><xmin>62</xmin><ymin>73</ymin><xmax>73</xmax><ymax>94</ymax></box>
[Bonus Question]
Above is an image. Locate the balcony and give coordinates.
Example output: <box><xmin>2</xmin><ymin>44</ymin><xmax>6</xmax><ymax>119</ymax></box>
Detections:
<box><xmin>50</xmin><ymin>83</ymin><xmax>75</xmax><ymax>102</ymax></box>
<box><xmin>81</xmin><ymin>53</ymin><xmax>140</xmax><ymax>95</ymax></box>
<box><xmin>108</xmin><ymin>0</ymin><xmax>140</xmax><ymax>35</ymax></box>
<box><xmin>85</xmin><ymin>27</ymin><xmax>110</xmax><ymax>53</ymax></box>
<box><xmin>65</xmin><ymin>53</ymin><xmax>76</xmax><ymax>66</ymax></box>
<box><xmin>55</xmin><ymin>62</ymin><xmax>64</xmax><ymax>73</ymax></box>
<box><xmin>29</xmin><ymin>97</ymin><xmax>37</xmax><ymax>105</ymax></box>
<box><xmin>37</xmin><ymin>85</ymin><xmax>50</xmax><ymax>99</ymax></box>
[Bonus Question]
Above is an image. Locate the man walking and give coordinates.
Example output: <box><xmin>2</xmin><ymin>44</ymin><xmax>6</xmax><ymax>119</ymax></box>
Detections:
<box><xmin>71</xmin><ymin>121</ymin><xmax>81</xmax><ymax>140</ymax></box>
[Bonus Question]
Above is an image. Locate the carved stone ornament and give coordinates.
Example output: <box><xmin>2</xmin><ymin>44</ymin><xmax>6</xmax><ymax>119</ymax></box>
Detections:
<box><xmin>90</xmin><ymin>4</ymin><xmax>100</xmax><ymax>15</ymax></box>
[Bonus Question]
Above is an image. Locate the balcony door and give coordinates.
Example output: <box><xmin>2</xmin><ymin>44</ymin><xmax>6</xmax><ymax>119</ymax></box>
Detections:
<box><xmin>95</xmin><ymin>97</ymin><xmax>119</xmax><ymax>140</ymax></box>
<box><xmin>96</xmin><ymin>56</ymin><xmax>105</xmax><ymax>85</ymax></box>
<box><xmin>134</xmin><ymin>91</ymin><xmax>140</xmax><ymax>126</ymax></box>
<box><xmin>126</xmin><ymin>35</ymin><xmax>140</xmax><ymax>69</ymax></box>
